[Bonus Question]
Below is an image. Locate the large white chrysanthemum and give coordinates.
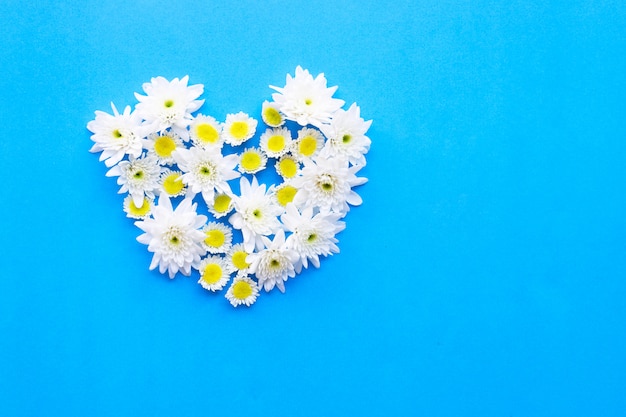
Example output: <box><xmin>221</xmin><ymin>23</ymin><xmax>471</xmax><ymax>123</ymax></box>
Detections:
<box><xmin>291</xmin><ymin>156</ymin><xmax>367</xmax><ymax>215</ymax></box>
<box><xmin>172</xmin><ymin>146</ymin><xmax>240</xmax><ymax>205</ymax></box>
<box><xmin>270</xmin><ymin>66</ymin><xmax>344</xmax><ymax>128</ymax></box>
<box><xmin>246</xmin><ymin>229</ymin><xmax>299</xmax><ymax>293</ymax></box>
<box><xmin>318</xmin><ymin>103</ymin><xmax>372</xmax><ymax>167</ymax></box>
<box><xmin>281</xmin><ymin>204</ymin><xmax>345</xmax><ymax>273</ymax></box>
<box><xmin>87</xmin><ymin>103</ymin><xmax>149</xmax><ymax>167</ymax></box>
<box><xmin>106</xmin><ymin>154</ymin><xmax>162</xmax><ymax>207</ymax></box>
<box><xmin>134</xmin><ymin>76</ymin><xmax>204</xmax><ymax>140</ymax></box>
<box><xmin>135</xmin><ymin>196</ymin><xmax>207</xmax><ymax>279</ymax></box>
<box><xmin>228</xmin><ymin>176</ymin><xmax>282</xmax><ymax>252</ymax></box>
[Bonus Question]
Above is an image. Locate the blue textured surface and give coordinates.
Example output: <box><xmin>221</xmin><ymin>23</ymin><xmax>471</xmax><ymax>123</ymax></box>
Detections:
<box><xmin>1</xmin><ymin>1</ymin><xmax>625</xmax><ymax>415</ymax></box>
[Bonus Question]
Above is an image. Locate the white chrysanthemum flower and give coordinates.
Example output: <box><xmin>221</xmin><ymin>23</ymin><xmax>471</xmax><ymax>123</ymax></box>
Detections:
<box><xmin>145</xmin><ymin>131</ymin><xmax>184</xmax><ymax>166</ymax></box>
<box><xmin>189</xmin><ymin>114</ymin><xmax>223</xmax><ymax>149</ymax></box>
<box><xmin>222</xmin><ymin>112</ymin><xmax>257</xmax><ymax>146</ymax></box>
<box><xmin>292</xmin><ymin>127</ymin><xmax>325</xmax><ymax>161</ymax></box>
<box><xmin>197</xmin><ymin>256</ymin><xmax>231</xmax><ymax>292</ymax></box>
<box><xmin>281</xmin><ymin>203</ymin><xmax>346</xmax><ymax>273</ymax></box>
<box><xmin>123</xmin><ymin>195</ymin><xmax>154</xmax><ymax>219</ymax></box>
<box><xmin>228</xmin><ymin>176</ymin><xmax>283</xmax><ymax>252</ymax></box>
<box><xmin>87</xmin><ymin>103</ymin><xmax>149</xmax><ymax>167</ymax></box>
<box><xmin>106</xmin><ymin>154</ymin><xmax>162</xmax><ymax>207</ymax></box>
<box><xmin>201</xmin><ymin>222</ymin><xmax>233</xmax><ymax>254</ymax></box>
<box><xmin>318</xmin><ymin>103</ymin><xmax>372</xmax><ymax>166</ymax></box>
<box><xmin>135</xmin><ymin>196</ymin><xmax>207</xmax><ymax>279</ymax></box>
<box><xmin>134</xmin><ymin>76</ymin><xmax>204</xmax><ymax>140</ymax></box>
<box><xmin>209</xmin><ymin>192</ymin><xmax>234</xmax><ymax>219</ymax></box>
<box><xmin>173</xmin><ymin>146</ymin><xmax>240</xmax><ymax>205</ymax></box>
<box><xmin>238</xmin><ymin>147</ymin><xmax>267</xmax><ymax>174</ymax></box>
<box><xmin>259</xmin><ymin>127</ymin><xmax>292</xmax><ymax>158</ymax></box>
<box><xmin>225</xmin><ymin>243</ymin><xmax>252</xmax><ymax>274</ymax></box>
<box><xmin>275</xmin><ymin>154</ymin><xmax>301</xmax><ymax>180</ymax></box>
<box><xmin>291</xmin><ymin>156</ymin><xmax>367</xmax><ymax>215</ymax></box>
<box><xmin>270</xmin><ymin>66</ymin><xmax>344</xmax><ymax>128</ymax></box>
<box><xmin>271</xmin><ymin>182</ymin><xmax>299</xmax><ymax>208</ymax></box>
<box><xmin>159</xmin><ymin>169</ymin><xmax>187</xmax><ymax>197</ymax></box>
<box><xmin>225</xmin><ymin>274</ymin><xmax>259</xmax><ymax>307</ymax></box>
<box><xmin>261</xmin><ymin>100</ymin><xmax>285</xmax><ymax>127</ymax></box>
<box><xmin>247</xmin><ymin>229</ymin><xmax>299</xmax><ymax>293</ymax></box>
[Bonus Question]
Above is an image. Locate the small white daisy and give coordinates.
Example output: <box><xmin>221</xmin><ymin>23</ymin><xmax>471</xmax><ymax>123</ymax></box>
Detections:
<box><xmin>134</xmin><ymin>76</ymin><xmax>204</xmax><ymax>140</ymax></box>
<box><xmin>318</xmin><ymin>103</ymin><xmax>372</xmax><ymax>166</ymax></box>
<box><xmin>275</xmin><ymin>154</ymin><xmax>301</xmax><ymax>180</ymax></box>
<box><xmin>259</xmin><ymin>127</ymin><xmax>292</xmax><ymax>158</ymax></box>
<box><xmin>189</xmin><ymin>114</ymin><xmax>223</xmax><ymax>149</ymax></box>
<box><xmin>261</xmin><ymin>100</ymin><xmax>285</xmax><ymax>127</ymax></box>
<box><xmin>270</xmin><ymin>66</ymin><xmax>344</xmax><ymax>128</ymax></box>
<box><xmin>247</xmin><ymin>229</ymin><xmax>299</xmax><ymax>293</ymax></box>
<box><xmin>201</xmin><ymin>222</ymin><xmax>233</xmax><ymax>254</ymax></box>
<box><xmin>228</xmin><ymin>176</ymin><xmax>283</xmax><ymax>252</ymax></box>
<box><xmin>225</xmin><ymin>243</ymin><xmax>252</xmax><ymax>274</ymax></box>
<box><xmin>209</xmin><ymin>192</ymin><xmax>235</xmax><ymax>219</ymax></box>
<box><xmin>106</xmin><ymin>154</ymin><xmax>162</xmax><ymax>207</ymax></box>
<box><xmin>222</xmin><ymin>112</ymin><xmax>257</xmax><ymax>146</ymax></box>
<box><xmin>145</xmin><ymin>131</ymin><xmax>183</xmax><ymax>166</ymax></box>
<box><xmin>135</xmin><ymin>196</ymin><xmax>207</xmax><ymax>279</ymax></box>
<box><xmin>159</xmin><ymin>169</ymin><xmax>187</xmax><ymax>197</ymax></box>
<box><xmin>271</xmin><ymin>182</ymin><xmax>299</xmax><ymax>208</ymax></box>
<box><xmin>123</xmin><ymin>195</ymin><xmax>154</xmax><ymax>219</ymax></box>
<box><xmin>293</xmin><ymin>127</ymin><xmax>325</xmax><ymax>161</ymax></box>
<box><xmin>197</xmin><ymin>256</ymin><xmax>231</xmax><ymax>292</ymax></box>
<box><xmin>238</xmin><ymin>147</ymin><xmax>268</xmax><ymax>174</ymax></box>
<box><xmin>225</xmin><ymin>274</ymin><xmax>259</xmax><ymax>307</ymax></box>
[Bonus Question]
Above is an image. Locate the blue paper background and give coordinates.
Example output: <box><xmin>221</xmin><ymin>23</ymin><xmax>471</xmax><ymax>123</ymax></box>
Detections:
<box><xmin>1</xmin><ymin>1</ymin><xmax>625</xmax><ymax>415</ymax></box>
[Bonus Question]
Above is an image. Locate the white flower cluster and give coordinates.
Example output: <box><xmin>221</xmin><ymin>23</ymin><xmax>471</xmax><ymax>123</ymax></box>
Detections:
<box><xmin>88</xmin><ymin>67</ymin><xmax>371</xmax><ymax>307</ymax></box>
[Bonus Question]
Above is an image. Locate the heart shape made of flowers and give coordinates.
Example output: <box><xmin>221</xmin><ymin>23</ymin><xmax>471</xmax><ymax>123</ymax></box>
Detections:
<box><xmin>88</xmin><ymin>66</ymin><xmax>371</xmax><ymax>307</ymax></box>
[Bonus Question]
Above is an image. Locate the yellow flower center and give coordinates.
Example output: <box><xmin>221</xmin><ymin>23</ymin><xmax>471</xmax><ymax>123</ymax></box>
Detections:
<box><xmin>263</xmin><ymin>107</ymin><xmax>283</xmax><ymax>127</ymax></box>
<box><xmin>204</xmin><ymin>229</ymin><xmax>225</xmax><ymax>248</ymax></box>
<box><xmin>154</xmin><ymin>135</ymin><xmax>176</xmax><ymax>158</ymax></box>
<box><xmin>195</xmin><ymin>123</ymin><xmax>219</xmax><ymax>144</ymax></box>
<box><xmin>342</xmin><ymin>134</ymin><xmax>352</xmax><ymax>144</ymax></box>
<box><xmin>232</xmin><ymin>250</ymin><xmax>250</xmax><ymax>270</ymax></box>
<box><xmin>164</xmin><ymin>99</ymin><xmax>174</xmax><ymax>108</ymax></box>
<box><xmin>276</xmin><ymin>185</ymin><xmax>297</xmax><ymax>206</ymax></box>
<box><xmin>229</xmin><ymin>121</ymin><xmax>249</xmax><ymax>140</ymax></box>
<box><xmin>240</xmin><ymin>150</ymin><xmax>262</xmax><ymax>172</ymax></box>
<box><xmin>232</xmin><ymin>280</ymin><xmax>253</xmax><ymax>299</ymax></box>
<box><xmin>298</xmin><ymin>136</ymin><xmax>318</xmax><ymax>157</ymax></box>
<box><xmin>202</xmin><ymin>264</ymin><xmax>223</xmax><ymax>285</ymax></box>
<box><xmin>213</xmin><ymin>194</ymin><xmax>231</xmax><ymax>213</ymax></box>
<box><xmin>277</xmin><ymin>158</ymin><xmax>298</xmax><ymax>178</ymax></box>
<box><xmin>113</xmin><ymin>129</ymin><xmax>123</xmax><ymax>138</ymax></box>
<box><xmin>267</xmin><ymin>135</ymin><xmax>285</xmax><ymax>153</ymax></box>
<box><xmin>128</xmin><ymin>198</ymin><xmax>151</xmax><ymax>216</ymax></box>
<box><xmin>162</xmin><ymin>173</ymin><xmax>184</xmax><ymax>195</ymax></box>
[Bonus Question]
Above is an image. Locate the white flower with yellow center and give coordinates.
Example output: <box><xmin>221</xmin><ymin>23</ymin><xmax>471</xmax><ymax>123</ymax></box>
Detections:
<box><xmin>271</xmin><ymin>182</ymin><xmax>299</xmax><ymax>208</ymax></box>
<box><xmin>275</xmin><ymin>154</ymin><xmax>301</xmax><ymax>180</ymax></box>
<box><xmin>173</xmin><ymin>146</ymin><xmax>240</xmax><ymax>205</ymax></box>
<box><xmin>238</xmin><ymin>147</ymin><xmax>267</xmax><ymax>174</ymax></box>
<box><xmin>106</xmin><ymin>154</ymin><xmax>162</xmax><ymax>208</ymax></box>
<box><xmin>209</xmin><ymin>192</ymin><xmax>234</xmax><ymax>219</ymax></box>
<box><xmin>261</xmin><ymin>100</ymin><xmax>285</xmax><ymax>127</ymax></box>
<box><xmin>201</xmin><ymin>222</ymin><xmax>233</xmax><ymax>254</ymax></box>
<box><xmin>134</xmin><ymin>76</ymin><xmax>204</xmax><ymax>140</ymax></box>
<box><xmin>225</xmin><ymin>274</ymin><xmax>259</xmax><ymax>307</ymax></box>
<box><xmin>246</xmin><ymin>229</ymin><xmax>299</xmax><ymax>293</ymax></box>
<box><xmin>281</xmin><ymin>204</ymin><xmax>345</xmax><ymax>273</ymax></box>
<box><xmin>291</xmin><ymin>156</ymin><xmax>367</xmax><ymax>215</ymax></box>
<box><xmin>292</xmin><ymin>127</ymin><xmax>325</xmax><ymax>161</ymax></box>
<box><xmin>145</xmin><ymin>131</ymin><xmax>183</xmax><ymax>166</ymax></box>
<box><xmin>226</xmin><ymin>243</ymin><xmax>252</xmax><ymax>274</ymax></box>
<box><xmin>123</xmin><ymin>195</ymin><xmax>154</xmax><ymax>219</ymax></box>
<box><xmin>229</xmin><ymin>176</ymin><xmax>282</xmax><ymax>252</ymax></box>
<box><xmin>270</xmin><ymin>66</ymin><xmax>344</xmax><ymax>128</ymax></box>
<box><xmin>319</xmin><ymin>103</ymin><xmax>372</xmax><ymax>167</ymax></box>
<box><xmin>159</xmin><ymin>169</ymin><xmax>187</xmax><ymax>197</ymax></box>
<box><xmin>197</xmin><ymin>256</ymin><xmax>231</xmax><ymax>292</ymax></box>
<box><xmin>135</xmin><ymin>196</ymin><xmax>207</xmax><ymax>279</ymax></box>
<box><xmin>189</xmin><ymin>114</ymin><xmax>223</xmax><ymax>149</ymax></box>
<box><xmin>88</xmin><ymin>103</ymin><xmax>148</xmax><ymax>167</ymax></box>
<box><xmin>259</xmin><ymin>127</ymin><xmax>292</xmax><ymax>158</ymax></box>
<box><xmin>222</xmin><ymin>112</ymin><xmax>257</xmax><ymax>146</ymax></box>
